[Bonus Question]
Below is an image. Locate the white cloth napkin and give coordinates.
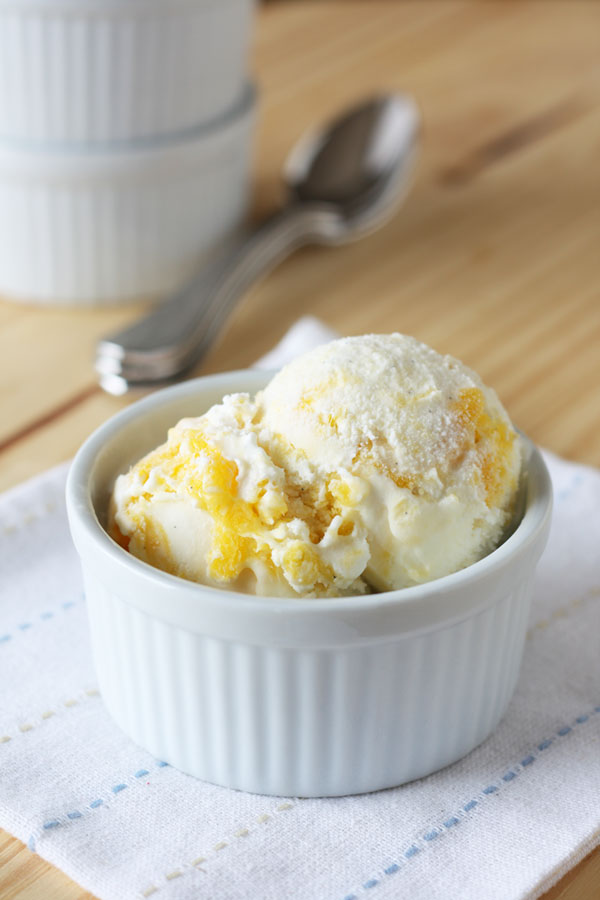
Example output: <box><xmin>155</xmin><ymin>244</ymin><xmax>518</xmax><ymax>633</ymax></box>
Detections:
<box><xmin>1</xmin><ymin>318</ymin><xmax>599</xmax><ymax>900</ymax></box>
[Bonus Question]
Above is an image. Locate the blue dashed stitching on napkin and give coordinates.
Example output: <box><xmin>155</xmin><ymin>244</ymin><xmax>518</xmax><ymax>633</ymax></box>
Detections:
<box><xmin>338</xmin><ymin>704</ymin><xmax>599</xmax><ymax>899</ymax></box>
<box><xmin>0</xmin><ymin>596</ymin><xmax>80</xmax><ymax>647</ymax></box>
<box><xmin>26</xmin><ymin>759</ymin><xmax>170</xmax><ymax>851</ymax></box>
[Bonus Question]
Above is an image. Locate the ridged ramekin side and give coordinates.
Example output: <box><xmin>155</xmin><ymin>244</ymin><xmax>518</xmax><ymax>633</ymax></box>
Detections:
<box><xmin>0</xmin><ymin>105</ymin><xmax>253</xmax><ymax>304</ymax></box>
<box><xmin>0</xmin><ymin>0</ymin><xmax>253</xmax><ymax>143</ymax></box>
<box><xmin>84</xmin><ymin>572</ymin><xmax>534</xmax><ymax>797</ymax></box>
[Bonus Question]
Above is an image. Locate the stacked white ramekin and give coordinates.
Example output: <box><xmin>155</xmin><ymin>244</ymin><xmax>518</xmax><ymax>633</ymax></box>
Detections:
<box><xmin>0</xmin><ymin>0</ymin><xmax>256</xmax><ymax>304</ymax></box>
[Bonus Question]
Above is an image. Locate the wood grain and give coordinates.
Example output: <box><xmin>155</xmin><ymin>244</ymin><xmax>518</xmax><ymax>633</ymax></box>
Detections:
<box><xmin>1</xmin><ymin>1</ymin><xmax>599</xmax><ymax>898</ymax></box>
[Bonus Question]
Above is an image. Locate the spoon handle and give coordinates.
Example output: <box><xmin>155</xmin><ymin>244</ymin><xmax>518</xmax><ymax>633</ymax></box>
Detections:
<box><xmin>96</xmin><ymin>204</ymin><xmax>328</xmax><ymax>387</ymax></box>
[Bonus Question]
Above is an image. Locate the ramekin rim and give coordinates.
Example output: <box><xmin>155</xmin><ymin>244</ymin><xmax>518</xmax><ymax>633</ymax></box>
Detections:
<box><xmin>66</xmin><ymin>369</ymin><xmax>553</xmax><ymax>617</ymax></box>
<box><xmin>0</xmin><ymin>83</ymin><xmax>256</xmax><ymax>166</ymax></box>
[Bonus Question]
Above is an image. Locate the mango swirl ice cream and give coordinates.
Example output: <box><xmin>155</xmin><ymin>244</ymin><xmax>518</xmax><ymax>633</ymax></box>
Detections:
<box><xmin>109</xmin><ymin>334</ymin><xmax>522</xmax><ymax>597</ymax></box>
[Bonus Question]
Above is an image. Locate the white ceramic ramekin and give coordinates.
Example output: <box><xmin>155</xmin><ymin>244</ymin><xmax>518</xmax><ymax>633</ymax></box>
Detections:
<box><xmin>66</xmin><ymin>371</ymin><xmax>553</xmax><ymax>797</ymax></box>
<box><xmin>0</xmin><ymin>0</ymin><xmax>254</xmax><ymax>144</ymax></box>
<box><xmin>0</xmin><ymin>86</ymin><xmax>255</xmax><ymax>305</ymax></box>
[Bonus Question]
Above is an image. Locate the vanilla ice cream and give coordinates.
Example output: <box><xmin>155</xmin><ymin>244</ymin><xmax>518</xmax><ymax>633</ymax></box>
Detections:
<box><xmin>109</xmin><ymin>334</ymin><xmax>522</xmax><ymax>597</ymax></box>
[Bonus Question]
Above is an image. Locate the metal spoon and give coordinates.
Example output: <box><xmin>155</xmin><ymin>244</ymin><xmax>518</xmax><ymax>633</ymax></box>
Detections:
<box><xmin>96</xmin><ymin>93</ymin><xmax>419</xmax><ymax>395</ymax></box>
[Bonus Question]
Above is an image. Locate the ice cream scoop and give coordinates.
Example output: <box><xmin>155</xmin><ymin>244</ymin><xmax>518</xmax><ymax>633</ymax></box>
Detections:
<box><xmin>257</xmin><ymin>334</ymin><xmax>522</xmax><ymax>591</ymax></box>
<box><xmin>109</xmin><ymin>334</ymin><xmax>522</xmax><ymax>597</ymax></box>
<box><xmin>110</xmin><ymin>391</ymin><xmax>372</xmax><ymax>597</ymax></box>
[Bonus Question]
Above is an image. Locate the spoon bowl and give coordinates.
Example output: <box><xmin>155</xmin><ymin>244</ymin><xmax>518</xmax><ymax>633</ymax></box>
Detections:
<box><xmin>284</xmin><ymin>95</ymin><xmax>419</xmax><ymax>218</ymax></box>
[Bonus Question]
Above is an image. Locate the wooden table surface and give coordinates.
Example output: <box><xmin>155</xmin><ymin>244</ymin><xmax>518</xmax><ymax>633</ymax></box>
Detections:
<box><xmin>1</xmin><ymin>1</ymin><xmax>599</xmax><ymax>898</ymax></box>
